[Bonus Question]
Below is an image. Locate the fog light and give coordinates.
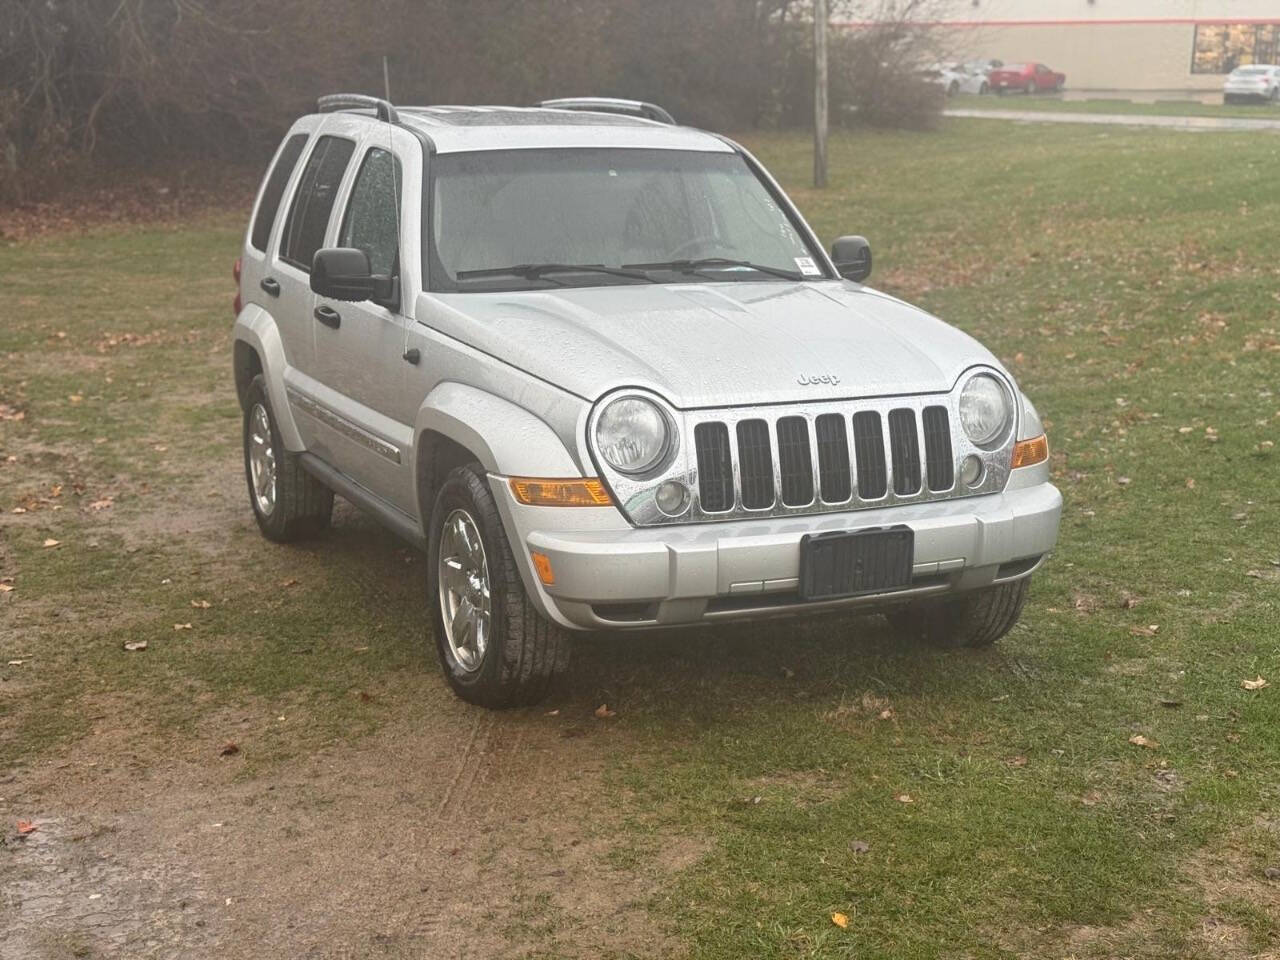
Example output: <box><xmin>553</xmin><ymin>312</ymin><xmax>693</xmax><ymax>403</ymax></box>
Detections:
<box><xmin>960</xmin><ymin>454</ymin><xmax>984</xmax><ymax>487</ymax></box>
<box><xmin>654</xmin><ymin>480</ymin><xmax>690</xmax><ymax>516</ymax></box>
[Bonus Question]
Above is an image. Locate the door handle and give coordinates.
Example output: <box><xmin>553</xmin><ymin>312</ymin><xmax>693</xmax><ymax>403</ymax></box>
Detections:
<box><xmin>402</xmin><ymin>348</ymin><xmax>420</xmax><ymax>365</ymax></box>
<box><xmin>314</xmin><ymin>305</ymin><xmax>341</xmax><ymax>329</ymax></box>
<box><xmin>260</xmin><ymin>277</ymin><xmax>280</xmax><ymax>296</ymax></box>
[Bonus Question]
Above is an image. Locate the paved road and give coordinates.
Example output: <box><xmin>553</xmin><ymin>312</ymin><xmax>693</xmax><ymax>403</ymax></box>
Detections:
<box><xmin>944</xmin><ymin>108</ymin><xmax>1280</xmax><ymax>132</ymax></box>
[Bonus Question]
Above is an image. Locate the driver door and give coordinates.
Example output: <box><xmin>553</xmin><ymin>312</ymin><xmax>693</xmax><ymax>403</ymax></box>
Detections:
<box><xmin>310</xmin><ymin>133</ymin><xmax>420</xmax><ymax>514</ymax></box>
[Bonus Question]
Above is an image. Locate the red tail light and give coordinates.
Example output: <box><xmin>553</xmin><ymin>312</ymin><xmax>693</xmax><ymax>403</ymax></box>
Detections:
<box><xmin>232</xmin><ymin>257</ymin><xmax>243</xmax><ymax>315</ymax></box>
<box><xmin>233</xmin><ymin>257</ymin><xmax>242</xmax><ymax>284</ymax></box>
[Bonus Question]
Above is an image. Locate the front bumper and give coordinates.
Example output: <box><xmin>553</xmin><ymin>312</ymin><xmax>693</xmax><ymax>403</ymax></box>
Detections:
<box><xmin>494</xmin><ymin>474</ymin><xmax>1063</xmax><ymax>631</ymax></box>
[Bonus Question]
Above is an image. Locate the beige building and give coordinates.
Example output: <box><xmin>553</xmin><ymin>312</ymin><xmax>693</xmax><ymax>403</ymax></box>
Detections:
<box><xmin>841</xmin><ymin>0</ymin><xmax>1280</xmax><ymax>91</ymax></box>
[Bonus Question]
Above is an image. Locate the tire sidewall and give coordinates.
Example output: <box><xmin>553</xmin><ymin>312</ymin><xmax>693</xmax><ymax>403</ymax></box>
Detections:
<box><xmin>427</xmin><ymin>467</ymin><xmax>510</xmax><ymax>699</ymax></box>
<box><xmin>243</xmin><ymin>375</ymin><xmax>286</xmax><ymax>539</ymax></box>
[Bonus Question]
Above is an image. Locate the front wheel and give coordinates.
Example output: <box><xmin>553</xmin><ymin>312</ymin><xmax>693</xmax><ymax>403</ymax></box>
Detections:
<box><xmin>427</xmin><ymin>463</ymin><xmax>571</xmax><ymax>707</ymax></box>
<box><xmin>887</xmin><ymin>578</ymin><xmax>1030</xmax><ymax>649</ymax></box>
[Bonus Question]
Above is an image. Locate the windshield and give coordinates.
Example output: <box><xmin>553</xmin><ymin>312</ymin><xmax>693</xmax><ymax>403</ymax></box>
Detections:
<box><xmin>428</xmin><ymin>148</ymin><xmax>826</xmax><ymax>292</ymax></box>
<box><xmin>1232</xmin><ymin>66</ymin><xmax>1269</xmax><ymax>76</ymax></box>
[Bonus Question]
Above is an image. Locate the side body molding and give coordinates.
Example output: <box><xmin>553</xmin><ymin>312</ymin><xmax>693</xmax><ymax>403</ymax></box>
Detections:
<box><xmin>233</xmin><ymin>304</ymin><xmax>304</xmax><ymax>451</ymax></box>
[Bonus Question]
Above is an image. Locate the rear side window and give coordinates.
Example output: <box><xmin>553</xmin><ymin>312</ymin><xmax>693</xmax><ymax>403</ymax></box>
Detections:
<box><xmin>279</xmin><ymin>136</ymin><xmax>356</xmax><ymax>272</ymax></box>
<box><xmin>250</xmin><ymin>133</ymin><xmax>309</xmax><ymax>252</ymax></box>
<box><xmin>339</xmin><ymin>148</ymin><xmax>403</xmax><ymax>278</ymax></box>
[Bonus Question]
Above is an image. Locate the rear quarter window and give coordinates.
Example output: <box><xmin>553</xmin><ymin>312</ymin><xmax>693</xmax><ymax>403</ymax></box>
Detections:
<box><xmin>279</xmin><ymin>136</ymin><xmax>357</xmax><ymax>272</ymax></box>
<box><xmin>250</xmin><ymin>133</ymin><xmax>309</xmax><ymax>253</ymax></box>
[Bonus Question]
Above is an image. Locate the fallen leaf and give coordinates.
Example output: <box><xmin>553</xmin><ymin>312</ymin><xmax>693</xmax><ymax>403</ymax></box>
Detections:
<box><xmin>831</xmin><ymin>912</ymin><xmax>849</xmax><ymax>929</ymax></box>
<box><xmin>545</xmin><ymin>709</ymin><xmax>560</xmax><ymax>717</ymax></box>
<box><xmin>1159</xmin><ymin>698</ymin><xmax>1183</xmax><ymax>708</ymax></box>
<box><xmin>877</xmin><ymin>708</ymin><xmax>893</xmax><ymax>721</ymax></box>
<box><xmin>849</xmin><ymin>840</ymin><xmax>870</xmax><ymax>854</ymax></box>
<box><xmin>280</xmin><ymin>578</ymin><xmax>299</xmax><ymax>588</ymax></box>
<box><xmin>218</xmin><ymin>741</ymin><xmax>240</xmax><ymax>757</ymax></box>
<box><xmin>0</xmin><ymin>583</ymin><xmax>12</xmax><ymax>594</ymax></box>
<box><xmin>1117</xmin><ymin>476</ymin><xmax>1132</xmax><ymax>486</ymax></box>
<box><xmin>1006</xmin><ymin>755</ymin><xmax>1029</xmax><ymax>767</ymax></box>
<box><xmin>123</xmin><ymin>640</ymin><xmax>147</xmax><ymax>652</ymax></box>
<box><xmin>1129</xmin><ymin>625</ymin><xmax>1159</xmax><ymax>637</ymax></box>
<box><xmin>42</xmin><ymin>538</ymin><xmax>60</xmax><ymax>548</ymax></box>
<box><xmin>190</xmin><ymin>599</ymin><xmax>212</xmax><ymax>609</ymax></box>
<box><xmin>1241</xmin><ymin>676</ymin><xmax>1269</xmax><ymax>691</ymax></box>
<box><xmin>174</xmin><ymin>622</ymin><xmax>192</xmax><ymax>631</ymax></box>
<box><xmin>357</xmin><ymin>690</ymin><xmax>373</xmax><ymax>702</ymax></box>
<box><xmin>594</xmin><ymin>704</ymin><xmax>616</xmax><ymax>719</ymax></box>
<box><xmin>1120</xmin><ymin>593</ymin><xmax>1141</xmax><ymax>610</ymax></box>
<box><xmin>16</xmin><ymin>820</ymin><xmax>37</xmax><ymax>836</ymax></box>
<box><xmin>894</xmin><ymin>793</ymin><xmax>914</xmax><ymax>804</ymax></box>
<box><xmin>1081</xmin><ymin>790</ymin><xmax>1103</xmax><ymax>806</ymax></box>
<box><xmin>11</xmin><ymin>507</ymin><xmax>26</xmax><ymax>514</ymax></box>
<box><xmin>1129</xmin><ymin>734</ymin><xmax>1159</xmax><ymax>749</ymax></box>
<box><xmin>89</xmin><ymin>499</ymin><xmax>113</xmax><ymax>511</ymax></box>
<box><xmin>7</xmin><ymin>659</ymin><xmax>26</xmax><ymax>666</ymax></box>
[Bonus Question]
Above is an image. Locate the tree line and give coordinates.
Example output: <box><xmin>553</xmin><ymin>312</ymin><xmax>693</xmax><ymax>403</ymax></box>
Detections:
<box><xmin>0</xmin><ymin>0</ymin><xmax>946</xmax><ymax>203</ymax></box>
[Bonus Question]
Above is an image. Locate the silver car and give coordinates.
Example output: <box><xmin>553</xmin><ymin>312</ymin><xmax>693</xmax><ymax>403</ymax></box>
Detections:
<box><xmin>232</xmin><ymin>94</ymin><xmax>1062</xmax><ymax>707</ymax></box>
<box><xmin>1224</xmin><ymin>65</ymin><xmax>1280</xmax><ymax>103</ymax></box>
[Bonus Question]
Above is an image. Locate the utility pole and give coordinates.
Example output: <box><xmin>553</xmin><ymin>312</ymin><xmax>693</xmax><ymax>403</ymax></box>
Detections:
<box><xmin>813</xmin><ymin>0</ymin><xmax>829</xmax><ymax>188</ymax></box>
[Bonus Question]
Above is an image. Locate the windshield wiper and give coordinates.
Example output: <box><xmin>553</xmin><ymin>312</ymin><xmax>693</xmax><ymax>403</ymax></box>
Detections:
<box><xmin>623</xmin><ymin>257</ymin><xmax>806</xmax><ymax>281</ymax></box>
<box><xmin>455</xmin><ymin>263</ymin><xmax>655</xmax><ymax>283</ymax></box>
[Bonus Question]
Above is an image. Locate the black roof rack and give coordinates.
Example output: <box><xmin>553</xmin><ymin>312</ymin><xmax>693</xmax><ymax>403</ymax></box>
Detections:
<box><xmin>317</xmin><ymin>93</ymin><xmax>399</xmax><ymax>124</ymax></box>
<box><xmin>538</xmin><ymin>97</ymin><xmax>675</xmax><ymax>125</ymax></box>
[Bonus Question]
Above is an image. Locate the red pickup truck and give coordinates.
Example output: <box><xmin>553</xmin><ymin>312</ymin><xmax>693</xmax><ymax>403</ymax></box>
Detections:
<box><xmin>989</xmin><ymin>63</ymin><xmax>1066</xmax><ymax>95</ymax></box>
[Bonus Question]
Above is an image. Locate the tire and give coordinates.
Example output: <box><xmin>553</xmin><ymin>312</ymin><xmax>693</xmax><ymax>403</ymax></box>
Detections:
<box><xmin>887</xmin><ymin>578</ymin><xmax>1031</xmax><ymax>649</ymax></box>
<box><xmin>243</xmin><ymin>374</ymin><xmax>332</xmax><ymax>542</ymax></box>
<box><xmin>427</xmin><ymin>463</ymin><xmax>570</xmax><ymax>708</ymax></box>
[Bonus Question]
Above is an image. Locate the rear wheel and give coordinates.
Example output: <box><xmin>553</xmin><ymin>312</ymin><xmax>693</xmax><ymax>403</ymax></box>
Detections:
<box><xmin>242</xmin><ymin>374</ymin><xmax>332</xmax><ymax>542</ymax></box>
<box><xmin>427</xmin><ymin>463</ymin><xmax>570</xmax><ymax>708</ymax></box>
<box><xmin>888</xmin><ymin>578</ymin><xmax>1030</xmax><ymax>649</ymax></box>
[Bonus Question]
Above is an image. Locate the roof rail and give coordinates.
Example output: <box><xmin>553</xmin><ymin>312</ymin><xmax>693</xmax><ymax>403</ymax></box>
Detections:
<box><xmin>538</xmin><ymin>97</ymin><xmax>675</xmax><ymax>125</ymax></box>
<box><xmin>317</xmin><ymin>93</ymin><xmax>399</xmax><ymax>124</ymax></box>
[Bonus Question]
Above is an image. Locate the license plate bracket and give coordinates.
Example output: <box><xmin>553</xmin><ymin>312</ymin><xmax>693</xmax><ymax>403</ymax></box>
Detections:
<box><xmin>798</xmin><ymin>526</ymin><xmax>914</xmax><ymax>601</ymax></box>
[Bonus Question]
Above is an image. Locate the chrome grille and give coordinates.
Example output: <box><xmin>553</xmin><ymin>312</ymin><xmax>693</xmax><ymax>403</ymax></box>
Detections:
<box><xmin>851</xmin><ymin>411</ymin><xmax>887</xmax><ymax>499</ymax></box>
<box><xmin>736</xmin><ymin>419</ymin><xmax>774</xmax><ymax>509</ymax></box>
<box><xmin>922</xmin><ymin>405</ymin><xmax>954</xmax><ymax>492</ymax></box>
<box><xmin>694</xmin><ymin>422</ymin><xmax>733</xmax><ymax>511</ymax></box>
<box><xmin>814</xmin><ymin>414</ymin><xmax>851</xmax><ymax>503</ymax></box>
<box><xmin>592</xmin><ymin>380</ymin><xmax>1018</xmax><ymax>526</ymax></box>
<box><xmin>776</xmin><ymin>416</ymin><xmax>814</xmax><ymax>506</ymax></box>
<box><xmin>887</xmin><ymin>408</ymin><xmax>921</xmax><ymax>496</ymax></box>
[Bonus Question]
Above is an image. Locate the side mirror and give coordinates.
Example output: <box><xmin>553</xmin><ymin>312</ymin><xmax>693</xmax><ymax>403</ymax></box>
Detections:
<box><xmin>310</xmin><ymin>247</ymin><xmax>395</xmax><ymax>303</ymax></box>
<box><xmin>831</xmin><ymin>236</ymin><xmax>873</xmax><ymax>282</ymax></box>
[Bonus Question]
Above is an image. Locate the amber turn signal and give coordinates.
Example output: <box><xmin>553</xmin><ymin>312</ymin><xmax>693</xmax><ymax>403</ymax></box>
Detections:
<box><xmin>530</xmin><ymin>551</ymin><xmax>556</xmax><ymax>585</ymax></box>
<box><xmin>509</xmin><ymin>477</ymin><xmax>613</xmax><ymax>507</ymax></box>
<box><xmin>1011</xmin><ymin>434</ymin><xmax>1049</xmax><ymax>469</ymax></box>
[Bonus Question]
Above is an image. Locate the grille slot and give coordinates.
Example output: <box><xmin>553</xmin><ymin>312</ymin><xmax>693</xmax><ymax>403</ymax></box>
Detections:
<box><xmin>776</xmin><ymin>416</ymin><xmax>814</xmax><ymax>506</ymax></box>
<box><xmin>694</xmin><ymin>422</ymin><xmax>733</xmax><ymax>512</ymax></box>
<box><xmin>814</xmin><ymin>413</ymin><xmax>852</xmax><ymax>503</ymax></box>
<box><xmin>736</xmin><ymin>419</ymin><xmax>775</xmax><ymax>509</ymax></box>
<box><xmin>888</xmin><ymin>408</ymin><xmax>922</xmax><ymax>496</ymax></box>
<box><xmin>852</xmin><ymin>411</ymin><xmax>887</xmax><ymax>499</ymax></box>
<box><xmin>922</xmin><ymin>406</ymin><xmax>954</xmax><ymax>492</ymax></box>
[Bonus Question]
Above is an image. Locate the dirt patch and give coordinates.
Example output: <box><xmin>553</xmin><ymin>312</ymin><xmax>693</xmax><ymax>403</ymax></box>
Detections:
<box><xmin>2</xmin><ymin>694</ymin><xmax>700</xmax><ymax>959</ymax></box>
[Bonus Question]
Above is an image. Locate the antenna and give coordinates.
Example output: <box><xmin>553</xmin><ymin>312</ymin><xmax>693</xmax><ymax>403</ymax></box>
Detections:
<box><xmin>382</xmin><ymin>56</ymin><xmax>392</xmax><ymax>101</ymax></box>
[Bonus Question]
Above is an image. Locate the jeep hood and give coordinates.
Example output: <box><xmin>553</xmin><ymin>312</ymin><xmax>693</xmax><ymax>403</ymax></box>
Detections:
<box><xmin>422</xmin><ymin>281</ymin><xmax>1008</xmax><ymax>409</ymax></box>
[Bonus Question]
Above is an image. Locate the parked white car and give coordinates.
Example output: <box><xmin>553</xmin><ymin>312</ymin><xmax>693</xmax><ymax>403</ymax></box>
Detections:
<box><xmin>1223</xmin><ymin>65</ymin><xmax>1280</xmax><ymax>104</ymax></box>
<box><xmin>923</xmin><ymin>63</ymin><xmax>991</xmax><ymax>96</ymax></box>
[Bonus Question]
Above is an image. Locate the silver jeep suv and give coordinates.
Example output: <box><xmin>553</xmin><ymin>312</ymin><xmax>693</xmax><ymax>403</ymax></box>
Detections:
<box><xmin>232</xmin><ymin>94</ymin><xmax>1062</xmax><ymax>707</ymax></box>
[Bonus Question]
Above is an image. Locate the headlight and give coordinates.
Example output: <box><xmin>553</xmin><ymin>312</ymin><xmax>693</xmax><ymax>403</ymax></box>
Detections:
<box><xmin>595</xmin><ymin>397</ymin><xmax>670</xmax><ymax>474</ymax></box>
<box><xmin>958</xmin><ymin>374</ymin><xmax>1013</xmax><ymax>446</ymax></box>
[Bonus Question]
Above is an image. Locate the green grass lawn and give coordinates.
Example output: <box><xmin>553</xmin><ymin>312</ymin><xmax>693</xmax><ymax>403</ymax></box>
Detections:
<box><xmin>949</xmin><ymin>91</ymin><xmax>1280</xmax><ymax>119</ymax></box>
<box><xmin>3</xmin><ymin>119</ymin><xmax>1280</xmax><ymax>958</ymax></box>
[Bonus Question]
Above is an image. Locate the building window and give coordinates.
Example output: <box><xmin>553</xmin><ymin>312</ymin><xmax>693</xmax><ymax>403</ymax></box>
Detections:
<box><xmin>1192</xmin><ymin>23</ymin><xmax>1280</xmax><ymax>74</ymax></box>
